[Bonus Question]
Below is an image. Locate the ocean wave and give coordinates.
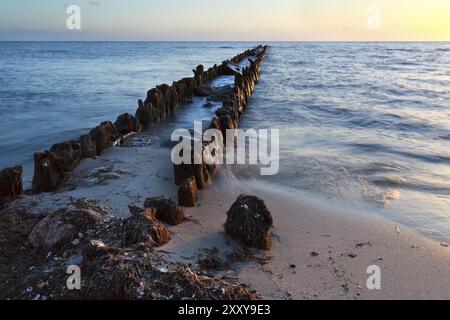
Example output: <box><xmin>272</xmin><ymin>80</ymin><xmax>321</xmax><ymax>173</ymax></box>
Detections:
<box><xmin>349</xmin><ymin>143</ymin><xmax>450</xmax><ymax>164</ymax></box>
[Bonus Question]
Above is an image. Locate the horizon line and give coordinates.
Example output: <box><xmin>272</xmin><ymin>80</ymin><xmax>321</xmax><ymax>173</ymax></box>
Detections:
<box><xmin>1</xmin><ymin>40</ymin><xmax>450</xmax><ymax>43</ymax></box>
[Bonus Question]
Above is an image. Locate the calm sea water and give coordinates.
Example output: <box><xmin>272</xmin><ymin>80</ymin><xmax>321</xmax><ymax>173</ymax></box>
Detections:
<box><xmin>1</xmin><ymin>42</ymin><xmax>449</xmax><ymax>241</ymax></box>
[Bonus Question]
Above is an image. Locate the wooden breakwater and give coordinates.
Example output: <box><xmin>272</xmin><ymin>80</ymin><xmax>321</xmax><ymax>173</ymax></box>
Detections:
<box><xmin>0</xmin><ymin>45</ymin><xmax>269</xmax><ymax>208</ymax></box>
<box><xmin>173</xmin><ymin>46</ymin><xmax>269</xmax><ymax>205</ymax></box>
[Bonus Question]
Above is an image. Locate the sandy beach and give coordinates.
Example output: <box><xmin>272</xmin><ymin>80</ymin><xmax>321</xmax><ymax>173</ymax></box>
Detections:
<box><xmin>7</xmin><ymin>124</ymin><xmax>449</xmax><ymax>300</ymax></box>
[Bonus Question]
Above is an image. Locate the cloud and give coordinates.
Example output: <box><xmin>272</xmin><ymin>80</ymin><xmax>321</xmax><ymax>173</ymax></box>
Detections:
<box><xmin>89</xmin><ymin>1</ymin><xmax>102</xmax><ymax>6</ymax></box>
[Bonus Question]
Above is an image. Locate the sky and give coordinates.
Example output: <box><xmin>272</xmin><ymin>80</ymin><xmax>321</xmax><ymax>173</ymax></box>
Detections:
<box><xmin>0</xmin><ymin>0</ymin><xmax>449</xmax><ymax>41</ymax></box>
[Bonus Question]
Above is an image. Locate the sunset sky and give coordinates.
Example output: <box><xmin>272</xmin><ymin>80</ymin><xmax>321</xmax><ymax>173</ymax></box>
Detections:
<box><xmin>0</xmin><ymin>0</ymin><xmax>449</xmax><ymax>41</ymax></box>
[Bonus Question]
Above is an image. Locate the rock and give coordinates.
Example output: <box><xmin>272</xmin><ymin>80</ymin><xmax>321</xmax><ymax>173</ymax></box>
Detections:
<box><xmin>28</xmin><ymin>205</ymin><xmax>107</xmax><ymax>251</ymax></box>
<box><xmin>224</xmin><ymin>195</ymin><xmax>273</xmax><ymax>250</ymax></box>
<box><xmin>31</xmin><ymin>152</ymin><xmax>64</xmax><ymax>193</ymax></box>
<box><xmin>0</xmin><ymin>166</ymin><xmax>23</xmax><ymax>206</ymax></box>
<box><xmin>144</xmin><ymin>197</ymin><xmax>187</xmax><ymax>226</ymax></box>
<box><xmin>89</xmin><ymin>121</ymin><xmax>119</xmax><ymax>155</ymax></box>
<box><xmin>79</xmin><ymin>134</ymin><xmax>97</xmax><ymax>158</ymax></box>
<box><xmin>135</xmin><ymin>100</ymin><xmax>153</xmax><ymax>129</ymax></box>
<box><xmin>123</xmin><ymin>206</ymin><xmax>171</xmax><ymax>247</ymax></box>
<box><xmin>178</xmin><ymin>176</ymin><xmax>198</xmax><ymax>207</ymax></box>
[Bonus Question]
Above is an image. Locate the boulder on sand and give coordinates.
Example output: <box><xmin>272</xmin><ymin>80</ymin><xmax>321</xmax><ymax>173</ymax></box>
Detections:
<box><xmin>178</xmin><ymin>176</ymin><xmax>198</xmax><ymax>207</ymax></box>
<box><xmin>224</xmin><ymin>195</ymin><xmax>273</xmax><ymax>250</ymax></box>
<box><xmin>123</xmin><ymin>206</ymin><xmax>171</xmax><ymax>247</ymax></box>
<box><xmin>144</xmin><ymin>196</ymin><xmax>187</xmax><ymax>225</ymax></box>
<box><xmin>28</xmin><ymin>204</ymin><xmax>107</xmax><ymax>252</ymax></box>
<box><xmin>0</xmin><ymin>166</ymin><xmax>23</xmax><ymax>207</ymax></box>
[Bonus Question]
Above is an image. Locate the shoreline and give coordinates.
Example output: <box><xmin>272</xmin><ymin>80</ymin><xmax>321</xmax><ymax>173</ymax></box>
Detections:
<box><xmin>0</xmin><ymin>45</ymin><xmax>448</xmax><ymax>300</ymax></box>
<box><xmin>3</xmin><ymin>124</ymin><xmax>449</xmax><ymax>299</ymax></box>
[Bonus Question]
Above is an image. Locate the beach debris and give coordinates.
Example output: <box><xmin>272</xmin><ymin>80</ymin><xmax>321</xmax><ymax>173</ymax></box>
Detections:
<box><xmin>144</xmin><ymin>196</ymin><xmax>187</xmax><ymax>226</ymax></box>
<box><xmin>441</xmin><ymin>243</ymin><xmax>449</xmax><ymax>248</ymax></box>
<box><xmin>28</xmin><ymin>201</ymin><xmax>107</xmax><ymax>252</ymax></box>
<box><xmin>137</xmin><ymin>282</ymin><xmax>145</xmax><ymax>295</ymax></box>
<box><xmin>289</xmin><ymin>264</ymin><xmax>296</xmax><ymax>269</ymax></box>
<box><xmin>197</xmin><ymin>248</ymin><xmax>230</xmax><ymax>271</ymax></box>
<box><xmin>310</xmin><ymin>251</ymin><xmax>320</xmax><ymax>257</ymax></box>
<box><xmin>123</xmin><ymin>206</ymin><xmax>171</xmax><ymax>248</ymax></box>
<box><xmin>348</xmin><ymin>253</ymin><xmax>358</xmax><ymax>258</ymax></box>
<box><xmin>84</xmin><ymin>240</ymin><xmax>120</xmax><ymax>262</ymax></box>
<box><xmin>82</xmin><ymin>165</ymin><xmax>132</xmax><ymax>187</ymax></box>
<box><xmin>159</xmin><ymin>267</ymin><xmax>169</xmax><ymax>274</ymax></box>
<box><xmin>224</xmin><ymin>195</ymin><xmax>273</xmax><ymax>250</ymax></box>
<box><xmin>178</xmin><ymin>176</ymin><xmax>198</xmax><ymax>207</ymax></box>
<box><xmin>0</xmin><ymin>165</ymin><xmax>23</xmax><ymax>208</ymax></box>
<box><xmin>37</xmin><ymin>281</ymin><xmax>49</xmax><ymax>289</ymax></box>
<box><xmin>122</xmin><ymin>135</ymin><xmax>153</xmax><ymax>148</ymax></box>
<box><xmin>355</xmin><ymin>241</ymin><xmax>372</xmax><ymax>248</ymax></box>
<box><xmin>395</xmin><ymin>226</ymin><xmax>401</xmax><ymax>234</ymax></box>
<box><xmin>0</xmin><ymin>190</ymin><xmax>259</xmax><ymax>301</ymax></box>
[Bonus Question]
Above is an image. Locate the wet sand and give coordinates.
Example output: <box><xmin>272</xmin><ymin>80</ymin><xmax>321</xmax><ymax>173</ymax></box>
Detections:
<box><xmin>10</xmin><ymin>125</ymin><xmax>450</xmax><ymax>300</ymax></box>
